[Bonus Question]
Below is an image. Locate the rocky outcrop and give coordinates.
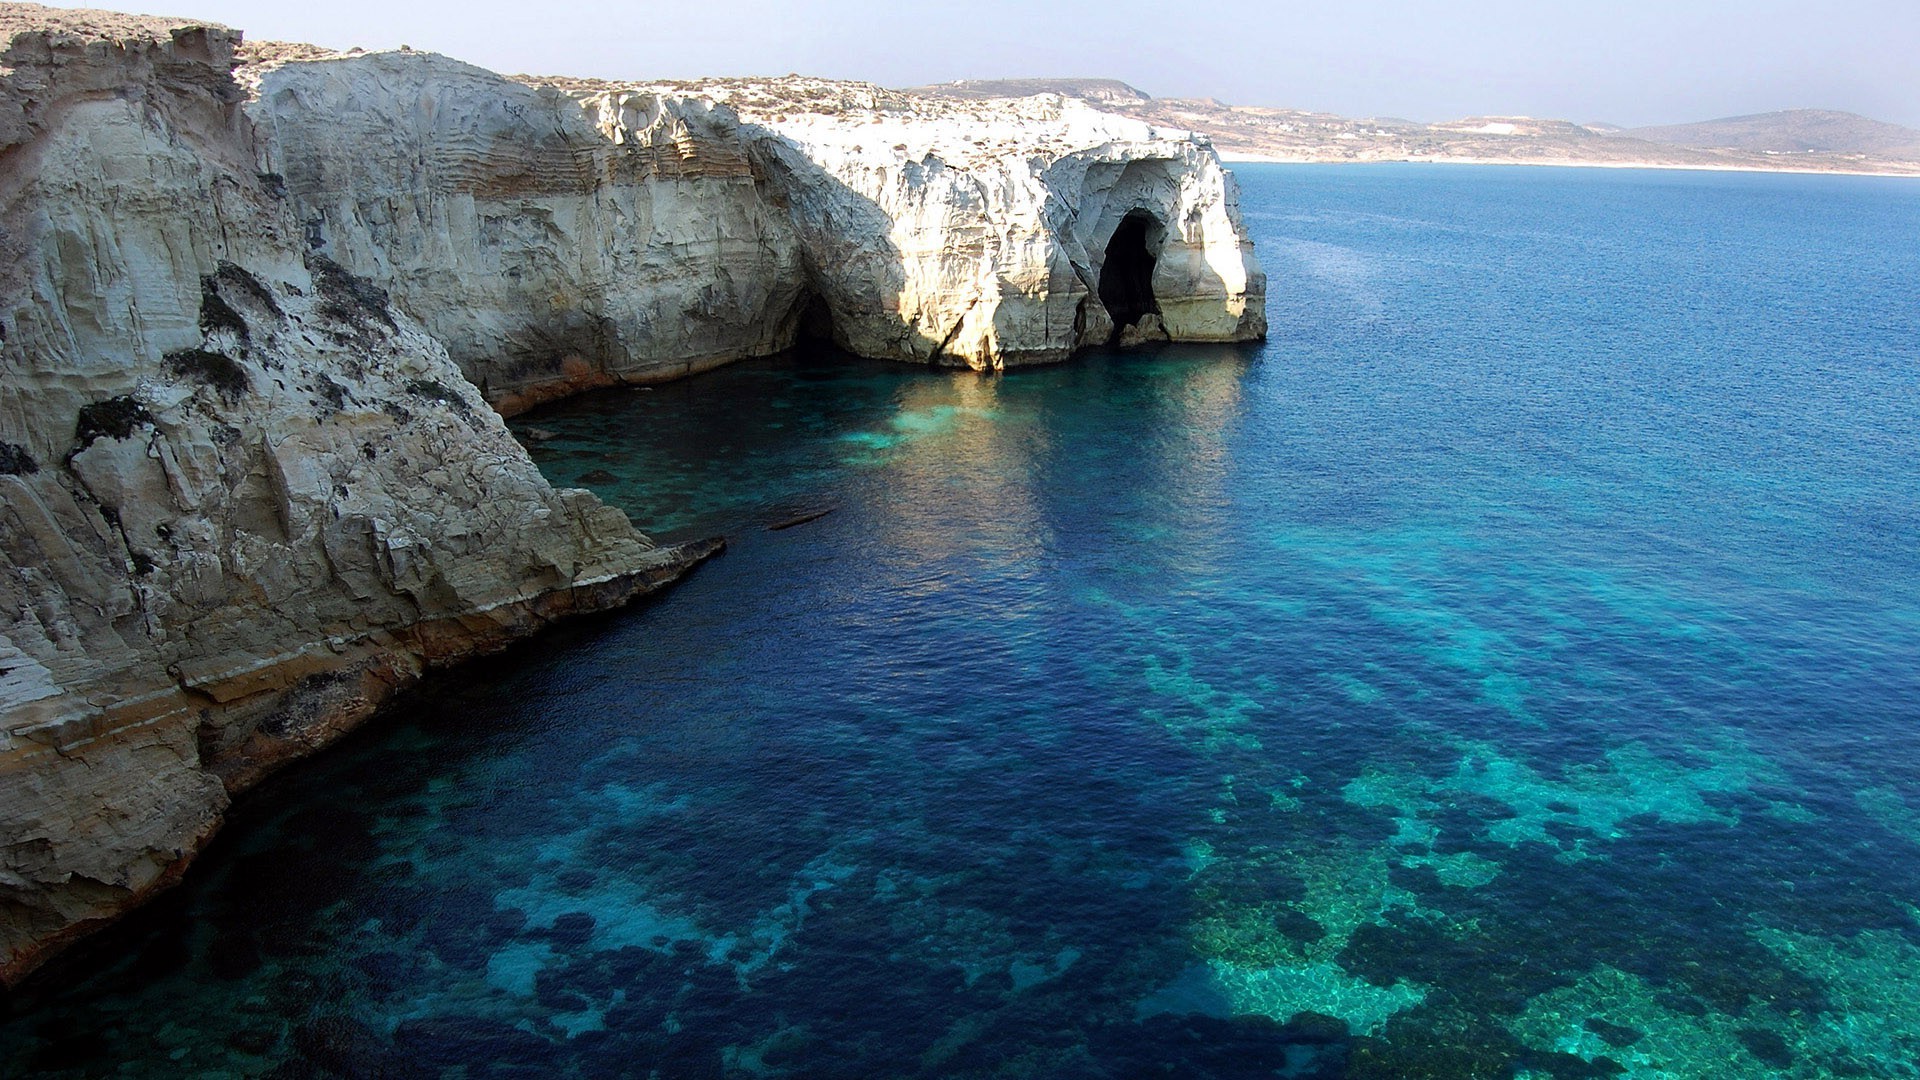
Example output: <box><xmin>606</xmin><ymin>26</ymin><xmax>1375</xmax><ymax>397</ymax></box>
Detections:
<box><xmin>241</xmin><ymin>51</ymin><xmax>810</xmax><ymax>416</ymax></box>
<box><xmin>240</xmin><ymin>61</ymin><xmax>1265</xmax><ymax>404</ymax></box>
<box><xmin>678</xmin><ymin>77</ymin><xmax>1265</xmax><ymax>367</ymax></box>
<box><xmin>0</xmin><ymin>6</ymin><xmax>1263</xmax><ymax>986</ymax></box>
<box><xmin>0</xmin><ymin>7</ymin><xmax>716</xmax><ymax>986</ymax></box>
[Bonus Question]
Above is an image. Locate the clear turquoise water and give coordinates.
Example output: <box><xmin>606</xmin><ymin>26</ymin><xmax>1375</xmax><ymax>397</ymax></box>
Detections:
<box><xmin>6</xmin><ymin>164</ymin><xmax>1920</xmax><ymax>1079</ymax></box>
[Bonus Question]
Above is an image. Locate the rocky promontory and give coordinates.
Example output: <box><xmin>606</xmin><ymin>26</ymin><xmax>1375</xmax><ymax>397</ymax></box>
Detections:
<box><xmin>239</xmin><ymin>50</ymin><xmax>1265</xmax><ymax>411</ymax></box>
<box><xmin>0</xmin><ymin>4</ymin><xmax>1264</xmax><ymax>984</ymax></box>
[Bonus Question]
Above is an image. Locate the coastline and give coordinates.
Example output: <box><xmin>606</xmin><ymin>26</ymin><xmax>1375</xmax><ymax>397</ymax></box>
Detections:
<box><xmin>1215</xmin><ymin>152</ymin><xmax>1920</xmax><ymax>179</ymax></box>
<box><xmin>0</xmin><ymin>537</ymin><xmax>726</xmax><ymax>990</ymax></box>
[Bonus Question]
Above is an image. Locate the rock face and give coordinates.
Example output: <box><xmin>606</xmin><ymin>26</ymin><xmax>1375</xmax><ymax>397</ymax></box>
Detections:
<box><xmin>0</xmin><ymin>7</ymin><xmax>716</xmax><ymax>985</ymax></box>
<box><xmin>687</xmin><ymin>77</ymin><xmax>1266</xmax><ymax>367</ymax></box>
<box><xmin>242</xmin><ymin>61</ymin><xmax>1265</xmax><ymax>404</ymax></box>
<box><xmin>0</xmin><ymin>7</ymin><xmax>1263</xmax><ymax>985</ymax></box>
<box><xmin>243</xmin><ymin>52</ymin><xmax>810</xmax><ymax>416</ymax></box>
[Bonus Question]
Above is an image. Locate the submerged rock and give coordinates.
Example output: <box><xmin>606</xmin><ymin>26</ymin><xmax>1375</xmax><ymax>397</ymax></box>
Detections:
<box><xmin>547</xmin><ymin>911</ymin><xmax>598</xmax><ymax>948</ymax></box>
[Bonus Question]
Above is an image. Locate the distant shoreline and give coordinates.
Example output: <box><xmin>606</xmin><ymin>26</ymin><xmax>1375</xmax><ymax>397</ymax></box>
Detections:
<box><xmin>1215</xmin><ymin>153</ymin><xmax>1920</xmax><ymax>179</ymax></box>
<box><xmin>909</xmin><ymin>83</ymin><xmax>1920</xmax><ymax>183</ymax></box>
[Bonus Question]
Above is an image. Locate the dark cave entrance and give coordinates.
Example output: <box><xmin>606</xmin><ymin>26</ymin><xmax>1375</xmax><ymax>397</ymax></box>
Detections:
<box><xmin>1098</xmin><ymin>209</ymin><xmax>1163</xmax><ymax>341</ymax></box>
<box><xmin>785</xmin><ymin>277</ymin><xmax>841</xmax><ymax>358</ymax></box>
<box><xmin>796</xmin><ymin>289</ymin><xmax>838</xmax><ymax>345</ymax></box>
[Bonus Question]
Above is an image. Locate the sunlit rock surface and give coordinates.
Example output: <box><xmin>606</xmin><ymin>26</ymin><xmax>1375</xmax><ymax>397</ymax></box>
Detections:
<box><xmin>242</xmin><ymin>60</ymin><xmax>1266</xmax><ymax>395</ymax></box>
<box><xmin>665</xmin><ymin>76</ymin><xmax>1268</xmax><ymax>367</ymax></box>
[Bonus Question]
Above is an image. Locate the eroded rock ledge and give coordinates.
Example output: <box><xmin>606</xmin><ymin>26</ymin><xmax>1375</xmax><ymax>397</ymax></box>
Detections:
<box><xmin>0</xmin><ymin>3</ymin><xmax>1263</xmax><ymax>985</ymax></box>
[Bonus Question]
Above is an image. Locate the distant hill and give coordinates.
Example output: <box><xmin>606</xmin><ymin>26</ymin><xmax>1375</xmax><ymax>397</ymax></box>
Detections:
<box><xmin>1626</xmin><ymin>110</ymin><xmax>1920</xmax><ymax>158</ymax></box>
<box><xmin>904</xmin><ymin>83</ymin><xmax>1920</xmax><ymax>176</ymax></box>
<box><xmin>910</xmin><ymin>78</ymin><xmax>1152</xmax><ymax>104</ymax></box>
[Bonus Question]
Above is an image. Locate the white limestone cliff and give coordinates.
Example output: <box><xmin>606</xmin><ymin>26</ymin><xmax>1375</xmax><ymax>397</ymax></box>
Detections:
<box><xmin>241</xmin><ymin>51</ymin><xmax>810</xmax><ymax>415</ymax></box>
<box><xmin>0</xmin><ymin>6</ymin><xmax>715</xmax><ymax>985</ymax></box>
<box><xmin>240</xmin><ymin>61</ymin><xmax>1265</xmax><ymax>403</ymax></box>
<box><xmin>674</xmin><ymin>77</ymin><xmax>1266</xmax><ymax>367</ymax></box>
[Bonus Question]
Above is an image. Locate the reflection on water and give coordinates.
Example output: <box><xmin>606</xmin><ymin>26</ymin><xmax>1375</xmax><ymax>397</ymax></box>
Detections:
<box><xmin>4</xmin><ymin>165</ymin><xmax>1920</xmax><ymax>1079</ymax></box>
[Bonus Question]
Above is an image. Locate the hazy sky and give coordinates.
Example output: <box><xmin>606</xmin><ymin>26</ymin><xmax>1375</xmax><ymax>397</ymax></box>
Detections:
<box><xmin>58</xmin><ymin>0</ymin><xmax>1920</xmax><ymax>127</ymax></box>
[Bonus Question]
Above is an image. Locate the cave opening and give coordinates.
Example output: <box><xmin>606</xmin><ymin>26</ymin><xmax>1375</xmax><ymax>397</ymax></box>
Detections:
<box><xmin>785</xmin><ymin>280</ymin><xmax>841</xmax><ymax>360</ymax></box>
<box><xmin>796</xmin><ymin>290</ymin><xmax>837</xmax><ymax>344</ymax></box>
<box><xmin>1098</xmin><ymin>209</ymin><xmax>1163</xmax><ymax>341</ymax></box>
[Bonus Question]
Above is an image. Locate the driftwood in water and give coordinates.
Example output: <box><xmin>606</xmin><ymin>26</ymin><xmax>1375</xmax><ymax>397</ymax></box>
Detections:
<box><xmin>768</xmin><ymin>507</ymin><xmax>837</xmax><ymax>531</ymax></box>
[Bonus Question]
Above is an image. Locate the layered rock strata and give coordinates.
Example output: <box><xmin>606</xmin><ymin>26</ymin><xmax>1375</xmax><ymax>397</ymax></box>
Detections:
<box><xmin>1</xmin><ymin>4</ymin><xmax>1263</xmax><ymax>984</ymax></box>
<box><xmin>0</xmin><ymin>7</ymin><xmax>715</xmax><ymax>986</ymax></box>
<box><xmin>241</xmin><ymin>51</ymin><xmax>810</xmax><ymax>415</ymax></box>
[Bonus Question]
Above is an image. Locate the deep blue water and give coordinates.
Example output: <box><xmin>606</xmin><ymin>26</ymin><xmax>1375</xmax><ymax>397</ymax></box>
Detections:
<box><xmin>5</xmin><ymin>164</ymin><xmax>1920</xmax><ymax>1078</ymax></box>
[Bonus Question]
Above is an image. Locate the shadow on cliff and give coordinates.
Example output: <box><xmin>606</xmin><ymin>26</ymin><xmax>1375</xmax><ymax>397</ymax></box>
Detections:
<box><xmin>719</xmin><ymin>116</ymin><xmax>920</xmax><ymax>363</ymax></box>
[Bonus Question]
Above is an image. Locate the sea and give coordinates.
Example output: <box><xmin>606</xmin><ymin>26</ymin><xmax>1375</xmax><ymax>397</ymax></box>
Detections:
<box><xmin>4</xmin><ymin>163</ymin><xmax>1918</xmax><ymax>1078</ymax></box>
